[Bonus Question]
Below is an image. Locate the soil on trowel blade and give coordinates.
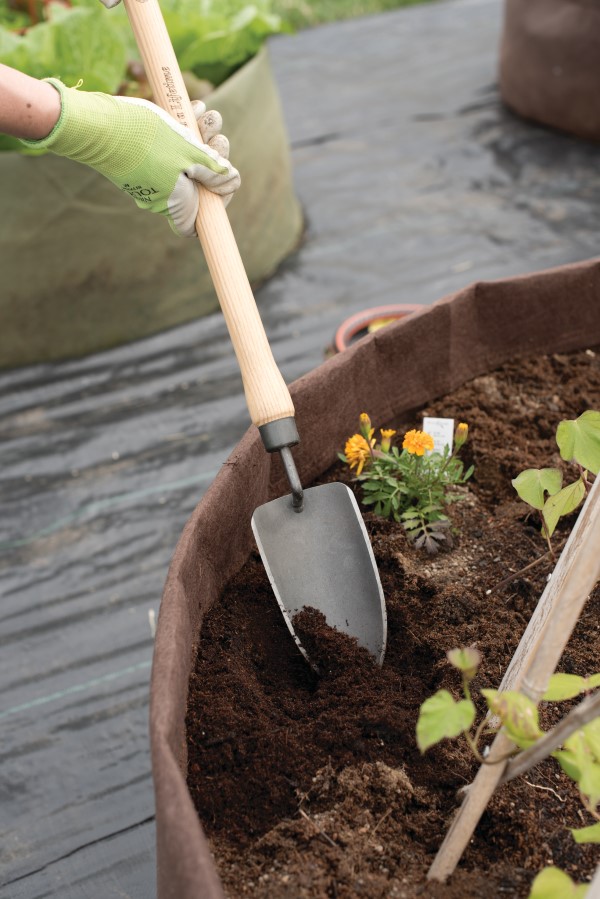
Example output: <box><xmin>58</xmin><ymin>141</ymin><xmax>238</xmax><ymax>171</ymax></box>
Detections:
<box><xmin>291</xmin><ymin>606</ymin><xmax>376</xmax><ymax>672</ymax></box>
<box><xmin>186</xmin><ymin>347</ymin><xmax>600</xmax><ymax>897</ymax></box>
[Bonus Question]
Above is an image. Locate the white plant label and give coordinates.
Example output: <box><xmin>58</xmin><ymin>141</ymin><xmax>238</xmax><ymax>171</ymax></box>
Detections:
<box><xmin>423</xmin><ymin>416</ymin><xmax>454</xmax><ymax>455</ymax></box>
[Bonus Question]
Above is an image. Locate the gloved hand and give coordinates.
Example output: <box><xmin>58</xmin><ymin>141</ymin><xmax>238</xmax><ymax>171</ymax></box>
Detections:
<box><xmin>21</xmin><ymin>79</ymin><xmax>240</xmax><ymax>237</ymax></box>
<box><xmin>98</xmin><ymin>0</ymin><xmax>122</xmax><ymax>8</ymax></box>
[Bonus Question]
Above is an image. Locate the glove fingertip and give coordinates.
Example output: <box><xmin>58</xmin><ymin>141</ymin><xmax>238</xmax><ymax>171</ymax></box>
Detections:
<box><xmin>208</xmin><ymin>134</ymin><xmax>230</xmax><ymax>159</ymax></box>
<box><xmin>191</xmin><ymin>99</ymin><xmax>207</xmax><ymax>118</ymax></box>
<box><xmin>200</xmin><ymin>109</ymin><xmax>223</xmax><ymax>141</ymax></box>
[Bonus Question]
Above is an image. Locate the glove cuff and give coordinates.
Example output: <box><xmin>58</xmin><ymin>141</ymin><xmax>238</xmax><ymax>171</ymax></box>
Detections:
<box><xmin>19</xmin><ymin>79</ymin><xmax>119</xmax><ymax>170</ymax></box>
<box><xmin>20</xmin><ymin>79</ymin><xmax>73</xmax><ymax>154</ymax></box>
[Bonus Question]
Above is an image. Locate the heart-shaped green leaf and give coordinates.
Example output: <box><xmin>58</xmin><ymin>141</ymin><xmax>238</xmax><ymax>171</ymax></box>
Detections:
<box><xmin>582</xmin><ymin>719</ymin><xmax>600</xmax><ymax>758</ymax></box>
<box><xmin>542</xmin><ymin>478</ymin><xmax>586</xmax><ymax>537</ymax></box>
<box><xmin>544</xmin><ymin>673</ymin><xmax>600</xmax><ymax>701</ymax></box>
<box><xmin>554</xmin><ymin>748</ymin><xmax>581</xmax><ymax>782</ymax></box>
<box><xmin>571</xmin><ymin>822</ymin><xmax>600</xmax><ymax>844</ymax></box>
<box><xmin>416</xmin><ymin>690</ymin><xmax>475</xmax><ymax>753</ymax></box>
<box><xmin>543</xmin><ymin>674</ymin><xmax>588</xmax><ymax>702</ymax></box>
<box><xmin>562</xmin><ymin>727</ymin><xmax>600</xmax><ymax>807</ymax></box>
<box><xmin>512</xmin><ymin>468</ymin><xmax>562</xmax><ymax>511</ymax></box>
<box><xmin>529</xmin><ymin>867</ymin><xmax>588</xmax><ymax>898</ymax></box>
<box><xmin>578</xmin><ymin>759</ymin><xmax>600</xmax><ymax>809</ymax></box>
<box><xmin>446</xmin><ymin>646</ymin><xmax>481</xmax><ymax>678</ymax></box>
<box><xmin>556</xmin><ymin>410</ymin><xmax>600</xmax><ymax>474</ymax></box>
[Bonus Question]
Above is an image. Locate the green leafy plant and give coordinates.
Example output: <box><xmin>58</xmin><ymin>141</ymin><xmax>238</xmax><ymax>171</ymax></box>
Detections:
<box><xmin>512</xmin><ymin>411</ymin><xmax>600</xmax><ymax>555</ymax></box>
<box><xmin>416</xmin><ymin>649</ymin><xmax>600</xmax><ymax>897</ymax></box>
<box><xmin>0</xmin><ymin>0</ymin><xmax>288</xmax><ymax>152</ymax></box>
<box><xmin>340</xmin><ymin>414</ymin><xmax>473</xmax><ymax>553</ymax></box>
<box><xmin>163</xmin><ymin>0</ymin><xmax>288</xmax><ymax>86</ymax></box>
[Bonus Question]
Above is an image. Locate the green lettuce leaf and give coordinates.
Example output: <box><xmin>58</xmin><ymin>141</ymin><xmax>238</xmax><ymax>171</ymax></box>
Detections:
<box><xmin>0</xmin><ymin>6</ymin><xmax>127</xmax><ymax>93</ymax></box>
<box><xmin>177</xmin><ymin>7</ymin><xmax>288</xmax><ymax>85</ymax></box>
<box><xmin>0</xmin><ymin>0</ymin><xmax>288</xmax><ymax>154</ymax></box>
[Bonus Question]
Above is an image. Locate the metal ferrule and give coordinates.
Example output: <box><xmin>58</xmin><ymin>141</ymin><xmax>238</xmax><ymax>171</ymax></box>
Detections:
<box><xmin>258</xmin><ymin>417</ymin><xmax>300</xmax><ymax>453</ymax></box>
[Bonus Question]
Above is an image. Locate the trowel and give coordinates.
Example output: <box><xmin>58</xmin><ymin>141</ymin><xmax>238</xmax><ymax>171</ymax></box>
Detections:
<box><xmin>123</xmin><ymin>0</ymin><xmax>387</xmax><ymax>665</ymax></box>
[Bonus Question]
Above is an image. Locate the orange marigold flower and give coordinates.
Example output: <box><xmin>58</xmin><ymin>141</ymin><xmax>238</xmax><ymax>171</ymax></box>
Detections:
<box><xmin>403</xmin><ymin>429</ymin><xmax>434</xmax><ymax>456</ymax></box>
<box><xmin>344</xmin><ymin>433</ymin><xmax>373</xmax><ymax>475</ymax></box>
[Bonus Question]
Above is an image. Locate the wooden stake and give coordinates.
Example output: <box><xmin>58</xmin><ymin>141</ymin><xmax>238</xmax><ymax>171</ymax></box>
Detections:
<box><xmin>428</xmin><ymin>474</ymin><xmax>600</xmax><ymax>882</ymax></box>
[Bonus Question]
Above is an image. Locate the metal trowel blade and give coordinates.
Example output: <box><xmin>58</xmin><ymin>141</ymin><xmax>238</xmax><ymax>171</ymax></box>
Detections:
<box><xmin>251</xmin><ymin>482</ymin><xmax>387</xmax><ymax>665</ymax></box>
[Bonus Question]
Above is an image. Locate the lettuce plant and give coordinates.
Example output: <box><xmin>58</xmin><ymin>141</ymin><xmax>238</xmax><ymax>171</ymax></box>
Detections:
<box><xmin>0</xmin><ymin>0</ymin><xmax>288</xmax><ymax>152</ymax></box>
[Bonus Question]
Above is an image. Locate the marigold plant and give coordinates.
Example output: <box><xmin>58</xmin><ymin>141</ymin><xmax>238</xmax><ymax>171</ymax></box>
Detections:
<box><xmin>340</xmin><ymin>414</ymin><xmax>473</xmax><ymax>554</ymax></box>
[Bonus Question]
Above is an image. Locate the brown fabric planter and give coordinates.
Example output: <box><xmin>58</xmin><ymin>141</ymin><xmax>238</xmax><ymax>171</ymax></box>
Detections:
<box><xmin>151</xmin><ymin>258</ymin><xmax>600</xmax><ymax>898</ymax></box>
<box><xmin>499</xmin><ymin>0</ymin><xmax>600</xmax><ymax>142</ymax></box>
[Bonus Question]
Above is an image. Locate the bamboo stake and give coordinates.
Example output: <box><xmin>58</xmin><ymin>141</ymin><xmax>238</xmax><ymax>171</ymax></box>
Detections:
<box><xmin>588</xmin><ymin>862</ymin><xmax>600</xmax><ymax>899</ymax></box>
<box><xmin>428</xmin><ymin>474</ymin><xmax>600</xmax><ymax>882</ymax></box>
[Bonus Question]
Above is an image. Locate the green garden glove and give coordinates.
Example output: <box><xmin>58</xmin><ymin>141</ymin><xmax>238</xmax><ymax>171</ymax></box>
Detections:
<box><xmin>21</xmin><ymin>79</ymin><xmax>241</xmax><ymax>237</ymax></box>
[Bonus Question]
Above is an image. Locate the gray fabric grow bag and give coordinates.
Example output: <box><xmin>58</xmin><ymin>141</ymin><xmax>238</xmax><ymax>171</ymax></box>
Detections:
<box><xmin>150</xmin><ymin>258</ymin><xmax>600</xmax><ymax>898</ymax></box>
<box><xmin>0</xmin><ymin>47</ymin><xmax>302</xmax><ymax>368</ymax></box>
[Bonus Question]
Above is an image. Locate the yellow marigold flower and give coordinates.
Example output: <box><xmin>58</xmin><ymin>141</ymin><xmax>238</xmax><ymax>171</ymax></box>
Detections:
<box><xmin>403</xmin><ymin>429</ymin><xmax>434</xmax><ymax>456</ymax></box>
<box><xmin>345</xmin><ymin>433</ymin><xmax>373</xmax><ymax>475</ymax></box>
<box><xmin>379</xmin><ymin>428</ymin><xmax>397</xmax><ymax>453</ymax></box>
<box><xmin>455</xmin><ymin>421</ymin><xmax>469</xmax><ymax>448</ymax></box>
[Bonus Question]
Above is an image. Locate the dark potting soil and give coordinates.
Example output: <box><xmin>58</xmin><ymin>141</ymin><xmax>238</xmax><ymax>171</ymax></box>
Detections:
<box><xmin>186</xmin><ymin>347</ymin><xmax>600</xmax><ymax>898</ymax></box>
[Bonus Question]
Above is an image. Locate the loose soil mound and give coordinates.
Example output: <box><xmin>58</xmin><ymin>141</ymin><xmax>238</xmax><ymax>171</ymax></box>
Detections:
<box><xmin>186</xmin><ymin>347</ymin><xmax>600</xmax><ymax>897</ymax></box>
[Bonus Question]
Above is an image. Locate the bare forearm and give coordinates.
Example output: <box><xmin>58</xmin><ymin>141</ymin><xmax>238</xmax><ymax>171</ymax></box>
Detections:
<box><xmin>0</xmin><ymin>64</ymin><xmax>61</xmax><ymax>140</ymax></box>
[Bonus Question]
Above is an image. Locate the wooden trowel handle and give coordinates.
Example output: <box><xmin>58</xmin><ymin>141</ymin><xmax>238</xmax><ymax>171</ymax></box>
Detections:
<box><xmin>122</xmin><ymin>0</ymin><xmax>295</xmax><ymax>430</ymax></box>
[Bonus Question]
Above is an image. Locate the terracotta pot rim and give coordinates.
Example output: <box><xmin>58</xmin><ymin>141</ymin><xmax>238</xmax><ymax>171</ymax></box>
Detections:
<box><xmin>333</xmin><ymin>304</ymin><xmax>423</xmax><ymax>353</ymax></box>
